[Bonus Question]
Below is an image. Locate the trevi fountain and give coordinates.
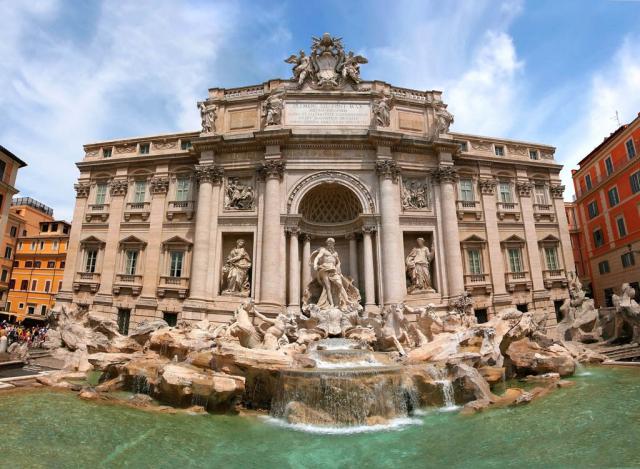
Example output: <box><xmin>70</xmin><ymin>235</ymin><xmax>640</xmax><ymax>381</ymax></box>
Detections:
<box><xmin>2</xmin><ymin>34</ymin><xmax>640</xmax><ymax>468</ymax></box>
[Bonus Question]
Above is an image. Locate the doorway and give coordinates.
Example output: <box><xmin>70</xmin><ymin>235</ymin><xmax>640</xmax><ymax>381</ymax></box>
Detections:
<box><xmin>117</xmin><ymin>308</ymin><xmax>131</xmax><ymax>335</ymax></box>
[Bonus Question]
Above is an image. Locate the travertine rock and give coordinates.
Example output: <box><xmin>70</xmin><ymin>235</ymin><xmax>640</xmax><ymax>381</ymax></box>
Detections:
<box><xmin>505</xmin><ymin>338</ymin><xmax>575</xmax><ymax>377</ymax></box>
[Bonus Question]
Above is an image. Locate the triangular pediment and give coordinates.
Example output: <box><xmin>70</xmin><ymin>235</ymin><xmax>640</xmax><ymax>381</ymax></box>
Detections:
<box><xmin>119</xmin><ymin>235</ymin><xmax>147</xmax><ymax>247</ymax></box>
<box><xmin>462</xmin><ymin>234</ymin><xmax>486</xmax><ymax>244</ymax></box>
<box><xmin>538</xmin><ymin>234</ymin><xmax>560</xmax><ymax>245</ymax></box>
<box><xmin>162</xmin><ymin>236</ymin><xmax>192</xmax><ymax>247</ymax></box>
<box><xmin>501</xmin><ymin>234</ymin><xmax>526</xmax><ymax>246</ymax></box>
<box><xmin>79</xmin><ymin>235</ymin><xmax>105</xmax><ymax>247</ymax></box>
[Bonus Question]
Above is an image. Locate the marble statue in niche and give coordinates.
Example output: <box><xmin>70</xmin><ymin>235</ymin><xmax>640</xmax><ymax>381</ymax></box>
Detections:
<box><xmin>224</xmin><ymin>177</ymin><xmax>255</xmax><ymax>210</ymax></box>
<box><xmin>373</xmin><ymin>95</ymin><xmax>392</xmax><ymax>127</ymax></box>
<box><xmin>402</xmin><ymin>178</ymin><xmax>430</xmax><ymax>209</ymax></box>
<box><xmin>222</xmin><ymin>239</ymin><xmax>252</xmax><ymax>296</ymax></box>
<box><xmin>199</xmin><ymin>102</ymin><xmax>217</xmax><ymax>134</ymax></box>
<box><xmin>262</xmin><ymin>91</ymin><xmax>284</xmax><ymax>126</ymax></box>
<box><xmin>433</xmin><ymin>102</ymin><xmax>454</xmax><ymax>136</ymax></box>
<box><xmin>406</xmin><ymin>237</ymin><xmax>436</xmax><ymax>293</ymax></box>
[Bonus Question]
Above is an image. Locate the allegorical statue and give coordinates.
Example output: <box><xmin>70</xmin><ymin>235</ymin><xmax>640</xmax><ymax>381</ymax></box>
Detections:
<box><xmin>262</xmin><ymin>91</ymin><xmax>284</xmax><ymax>126</ymax></box>
<box><xmin>284</xmin><ymin>50</ymin><xmax>315</xmax><ymax>87</ymax></box>
<box><xmin>373</xmin><ymin>95</ymin><xmax>391</xmax><ymax>127</ymax></box>
<box><xmin>406</xmin><ymin>237</ymin><xmax>435</xmax><ymax>293</ymax></box>
<box><xmin>224</xmin><ymin>177</ymin><xmax>254</xmax><ymax>210</ymax></box>
<box><xmin>402</xmin><ymin>178</ymin><xmax>429</xmax><ymax>209</ymax></box>
<box><xmin>433</xmin><ymin>102</ymin><xmax>454</xmax><ymax>136</ymax></box>
<box><xmin>199</xmin><ymin>102</ymin><xmax>217</xmax><ymax>134</ymax></box>
<box><xmin>308</xmin><ymin>238</ymin><xmax>360</xmax><ymax>310</ymax></box>
<box><xmin>340</xmin><ymin>51</ymin><xmax>368</xmax><ymax>83</ymax></box>
<box><xmin>222</xmin><ymin>239</ymin><xmax>252</xmax><ymax>296</ymax></box>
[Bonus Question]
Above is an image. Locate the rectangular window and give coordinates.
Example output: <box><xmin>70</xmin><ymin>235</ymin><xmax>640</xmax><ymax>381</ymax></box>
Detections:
<box><xmin>27</xmin><ymin>304</ymin><xmax>35</xmax><ymax>315</ymax></box>
<box><xmin>47</xmin><ymin>261</ymin><xmax>55</xmax><ymax>268</ymax></box>
<box><xmin>617</xmin><ymin>217</ymin><xmax>627</xmax><ymax>237</ymax></box>
<box><xmin>605</xmin><ymin>156</ymin><xmax>614</xmax><ymax>175</ymax></box>
<box><xmin>85</xmin><ymin>249</ymin><xmax>98</xmax><ymax>273</ymax></box>
<box><xmin>31</xmin><ymin>280</ymin><xmax>37</xmax><ymax>291</ymax></box>
<box><xmin>467</xmin><ymin>249</ymin><xmax>482</xmax><ymax>275</ymax></box>
<box><xmin>163</xmin><ymin>312</ymin><xmax>178</xmax><ymax>327</ymax></box>
<box><xmin>585</xmin><ymin>174</ymin><xmax>592</xmax><ymax>190</ymax></box>
<box><xmin>508</xmin><ymin>248</ymin><xmax>523</xmax><ymax>273</ymax></box>
<box><xmin>9</xmin><ymin>226</ymin><xmax>16</xmax><ymax>237</ymax></box>
<box><xmin>95</xmin><ymin>183</ymin><xmax>107</xmax><ymax>204</ymax></box>
<box><xmin>598</xmin><ymin>260</ymin><xmax>610</xmax><ymax>274</ymax></box>
<box><xmin>529</xmin><ymin>149</ymin><xmax>539</xmax><ymax>160</ymax></box>
<box><xmin>42</xmin><ymin>223</ymin><xmax>49</xmax><ymax>232</ymax></box>
<box><xmin>117</xmin><ymin>308</ymin><xmax>131</xmax><ymax>335</ymax></box>
<box><xmin>52</xmin><ymin>240</ymin><xmax>59</xmax><ymax>250</ymax></box>
<box><xmin>545</xmin><ymin>247</ymin><xmax>559</xmax><ymax>270</ymax></box>
<box><xmin>13</xmin><ymin>261</ymin><xmax>18</xmax><ymax>268</ymax></box>
<box><xmin>60</xmin><ymin>261</ymin><xmax>65</xmax><ymax>268</ymax></box>
<box><xmin>588</xmin><ymin>200</ymin><xmax>599</xmax><ymax>218</ymax></box>
<box><xmin>58</xmin><ymin>281</ymin><xmax>63</xmax><ymax>291</ymax></box>
<box><xmin>44</xmin><ymin>280</ymin><xmax>51</xmax><ymax>293</ymax></box>
<box><xmin>494</xmin><ymin>145</ymin><xmax>505</xmax><ymax>156</ymax></box>
<box><xmin>25</xmin><ymin>261</ymin><xmax>32</xmax><ymax>268</ymax></box>
<box><xmin>40</xmin><ymin>305</ymin><xmax>47</xmax><ymax>316</ymax></box>
<box><xmin>103</xmin><ymin>148</ymin><xmax>112</xmax><ymax>158</ymax></box>
<box><xmin>175</xmin><ymin>178</ymin><xmax>190</xmax><ymax>202</ymax></box>
<box><xmin>51</xmin><ymin>223</ymin><xmax>58</xmax><ymax>232</ymax></box>
<box><xmin>626</xmin><ymin>138</ymin><xmax>636</xmax><ymax>158</ymax></box>
<box><xmin>20</xmin><ymin>280</ymin><xmax>28</xmax><ymax>291</ymax></box>
<box><xmin>34</xmin><ymin>261</ymin><xmax>41</xmax><ymax>268</ymax></box>
<box><xmin>534</xmin><ymin>185</ymin><xmax>547</xmax><ymax>205</ymax></box>
<box><xmin>499</xmin><ymin>182</ymin><xmax>512</xmax><ymax>203</ymax></box>
<box><xmin>0</xmin><ymin>160</ymin><xmax>5</xmax><ymax>181</ymax></box>
<box><xmin>133</xmin><ymin>181</ymin><xmax>146</xmax><ymax>203</ymax></box>
<box><xmin>622</xmin><ymin>252</ymin><xmax>635</xmax><ymax>268</ymax></box>
<box><xmin>4</xmin><ymin>246</ymin><xmax>11</xmax><ymax>259</ymax></box>
<box><xmin>9</xmin><ymin>279</ymin><xmax>15</xmax><ymax>289</ymax></box>
<box><xmin>0</xmin><ymin>270</ymin><xmax>7</xmax><ymax>282</ymax></box>
<box><xmin>169</xmin><ymin>251</ymin><xmax>184</xmax><ymax>277</ymax></box>
<box><xmin>180</xmin><ymin>140</ymin><xmax>192</xmax><ymax>151</ymax></box>
<box><xmin>608</xmin><ymin>187</ymin><xmax>620</xmax><ymax>207</ymax></box>
<box><xmin>593</xmin><ymin>229</ymin><xmax>605</xmax><ymax>248</ymax></box>
<box><xmin>459</xmin><ymin>179</ymin><xmax>474</xmax><ymax>201</ymax></box>
<box><xmin>125</xmin><ymin>250</ymin><xmax>139</xmax><ymax>275</ymax></box>
<box><xmin>39</xmin><ymin>241</ymin><xmax>44</xmax><ymax>250</ymax></box>
<box><xmin>630</xmin><ymin>172</ymin><xmax>640</xmax><ymax>194</ymax></box>
<box><xmin>30</xmin><ymin>241</ymin><xmax>36</xmax><ymax>250</ymax></box>
<box><xmin>139</xmin><ymin>143</ymin><xmax>150</xmax><ymax>155</ymax></box>
<box><xmin>17</xmin><ymin>241</ymin><xmax>22</xmax><ymax>250</ymax></box>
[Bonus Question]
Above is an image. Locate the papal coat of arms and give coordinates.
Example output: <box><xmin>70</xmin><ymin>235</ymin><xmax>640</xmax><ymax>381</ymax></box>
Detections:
<box><xmin>285</xmin><ymin>33</ymin><xmax>368</xmax><ymax>89</ymax></box>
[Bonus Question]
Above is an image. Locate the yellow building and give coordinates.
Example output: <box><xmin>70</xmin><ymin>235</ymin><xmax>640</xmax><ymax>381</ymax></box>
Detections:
<box><xmin>7</xmin><ymin>219</ymin><xmax>69</xmax><ymax>319</ymax></box>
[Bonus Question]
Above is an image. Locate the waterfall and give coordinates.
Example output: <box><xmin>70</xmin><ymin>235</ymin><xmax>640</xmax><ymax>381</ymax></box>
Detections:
<box><xmin>132</xmin><ymin>375</ymin><xmax>151</xmax><ymax>395</ymax></box>
<box><xmin>428</xmin><ymin>366</ymin><xmax>458</xmax><ymax>411</ymax></box>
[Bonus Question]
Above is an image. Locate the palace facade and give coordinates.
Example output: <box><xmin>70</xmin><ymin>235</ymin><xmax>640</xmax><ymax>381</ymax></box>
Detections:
<box><xmin>57</xmin><ymin>35</ymin><xmax>573</xmax><ymax>330</ymax></box>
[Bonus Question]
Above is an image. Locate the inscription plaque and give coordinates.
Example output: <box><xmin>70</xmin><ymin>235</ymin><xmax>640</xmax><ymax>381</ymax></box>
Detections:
<box><xmin>285</xmin><ymin>102</ymin><xmax>370</xmax><ymax>126</ymax></box>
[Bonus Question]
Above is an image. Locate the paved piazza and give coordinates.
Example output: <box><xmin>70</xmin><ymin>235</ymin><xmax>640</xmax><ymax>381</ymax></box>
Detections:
<box><xmin>57</xmin><ymin>34</ymin><xmax>573</xmax><ymax>327</ymax></box>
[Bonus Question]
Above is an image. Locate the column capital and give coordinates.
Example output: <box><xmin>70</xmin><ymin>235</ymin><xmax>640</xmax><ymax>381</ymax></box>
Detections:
<box><xmin>478</xmin><ymin>178</ymin><xmax>497</xmax><ymax>195</ymax></box>
<box><xmin>430</xmin><ymin>165</ymin><xmax>458</xmax><ymax>184</ymax></box>
<box><xmin>549</xmin><ymin>184</ymin><xmax>565</xmax><ymax>199</ymax></box>
<box><xmin>302</xmin><ymin>233</ymin><xmax>312</xmax><ymax>242</ymax></box>
<box><xmin>361</xmin><ymin>225</ymin><xmax>377</xmax><ymax>235</ymax></box>
<box><xmin>149</xmin><ymin>176</ymin><xmax>170</xmax><ymax>195</ymax></box>
<box><xmin>345</xmin><ymin>232</ymin><xmax>358</xmax><ymax>241</ymax></box>
<box><xmin>516</xmin><ymin>180</ymin><xmax>533</xmax><ymax>197</ymax></box>
<box><xmin>74</xmin><ymin>182</ymin><xmax>91</xmax><ymax>198</ymax></box>
<box><xmin>285</xmin><ymin>226</ymin><xmax>300</xmax><ymax>236</ymax></box>
<box><xmin>257</xmin><ymin>160</ymin><xmax>285</xmax><ymax>181</ymax></box>
<box><xmin>195</xmin><ymin>164</ymin><xmax>224</xmax><ymax>184</ymax></box>
<box><xmin>109</xmin><ymin>178</ymin><xmax>128</xmax><ymax>196</ymax></box>
<box><xmin>375</xmin><ymin>159</ymin><xmax>400</xmax><ymax>181</ymax></box>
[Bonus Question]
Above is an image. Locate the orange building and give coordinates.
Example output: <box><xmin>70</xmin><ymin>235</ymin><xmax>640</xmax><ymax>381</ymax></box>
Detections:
<box><xmin>0</xmin><ymin>145</ymin><xmax>27</xmax><ymax>308</ymax></box>
<box><xmin>7</xmin><ymin>219</ymin><xmax>69</xmax><ymax>319</ymax></box>
<box><xmin>572</xmin><ymin>112</ymin><xmax>640</xmax><ymax>307</ymax></box>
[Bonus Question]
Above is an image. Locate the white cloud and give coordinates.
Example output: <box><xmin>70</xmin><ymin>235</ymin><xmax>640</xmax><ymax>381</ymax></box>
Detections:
<box><xmin>0</xmin><ymin>0</ymin><xmax>239</xmax><ymax>219</ymax></box>
<box><xmin>555</xmin><ymin>34</ymin><xmax>640</xmax><ymax>197</ymax></box>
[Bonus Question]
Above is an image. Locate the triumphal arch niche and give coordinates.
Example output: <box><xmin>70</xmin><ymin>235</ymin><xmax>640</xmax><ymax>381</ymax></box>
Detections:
<box><xmin>67</xmin><ymin>33</ymin><xmax>571</xmax><ymax>326</ymax></box>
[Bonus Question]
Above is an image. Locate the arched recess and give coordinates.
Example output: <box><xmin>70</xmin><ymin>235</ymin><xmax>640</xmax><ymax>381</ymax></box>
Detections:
<box><xmin>287</xmin><ymin>171</ymin><xmax>376</xmax><ymax>215</ymax></box>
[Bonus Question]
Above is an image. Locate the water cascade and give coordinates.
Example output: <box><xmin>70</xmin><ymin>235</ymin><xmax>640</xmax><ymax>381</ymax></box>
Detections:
<box><xmin>427</xmin><ymin>366</ymin><xmax>458</xmax><ymax>411</ymax></box>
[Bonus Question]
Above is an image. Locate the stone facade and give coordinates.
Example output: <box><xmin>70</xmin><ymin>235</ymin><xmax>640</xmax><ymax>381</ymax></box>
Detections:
<box><xmin>57</xmin><ymin>35</ymin><xmax>573</xmax><ymax>329</ymax></box>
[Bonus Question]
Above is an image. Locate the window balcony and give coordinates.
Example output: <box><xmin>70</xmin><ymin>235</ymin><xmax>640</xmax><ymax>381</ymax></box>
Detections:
<box><xmin>456</xmin><ymin>200</ymin><xmax>482</xmax><ymax>220</ymax></box>
<box><xmin>167</xmin><ymin>200</ymin><xmax>195</xmax><ymax>220</ymax></box>
<box><xmin>496</xmin><ymin>201</ymin><xmax>520</xmax><ymax>221</ymax></box>
<box><xmin>543</xmin><ymin>269</ymin><xmax>568</xmax><ymax>289</ymax></box>
<box><xmin>464</xmin><ymin>273</ymin><xmax>492</xmax><ymax>293</ymax></box>
<box><xmin>85</xmin><ymin>204</ymin><xmax>110</xmax><ymax>222</ymax></box>
<box><xmin>113</xmin><ymin>273</ymin><xmax>143</xmax><ymax>296</ymax></box>
<box><xmin>504</xmin><ymin>271</ymin><xmax>532</xmax><ymax>292</ymax></box>
<box><xmin>124</xmin><ymin>202</ymin><xmax>151</xmax><ymax>221</ymax></box>
<box><xmin>533</xmin><ymin>203</ymin><xmax>556</xmax><ymax>222</ymax></box>
<box><xmin>157</xmin><ymin>276</ymin><xmax>189</xmax><ymax>299</ymax></box>
<box><xmin>73</xmin><ymin>271</ymin><xmax>101</xmax><ymax>292</ymax></box>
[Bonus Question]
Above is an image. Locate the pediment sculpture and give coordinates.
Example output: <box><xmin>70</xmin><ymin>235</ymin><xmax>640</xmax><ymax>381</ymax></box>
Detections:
<box><xmin>285</xmin><ymin>33</ymin><xmax>368</xmax><ymax>89</ymax></box>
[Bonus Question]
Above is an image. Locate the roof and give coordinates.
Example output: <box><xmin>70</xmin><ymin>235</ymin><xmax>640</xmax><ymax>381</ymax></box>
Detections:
<box><xmin>11</xmin><ymin>197</ymin><xmax>54</xmax><ymax>216</ymax></box>
<box><xmin>0</xmin><ymin>144</ymin><xmax>28</xmax><ymax>168</ymax></box>
<box><xmin>576</xmin><ymin>112</ymin><xmax>640</xmax><ymax>168</ymax></box>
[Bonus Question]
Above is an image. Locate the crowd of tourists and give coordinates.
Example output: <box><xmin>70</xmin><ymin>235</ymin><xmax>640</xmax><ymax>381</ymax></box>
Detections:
<box><xmin>0</xmin><ymin>321</ymin><xmax>48</xmax><ymax>349</ymax></box>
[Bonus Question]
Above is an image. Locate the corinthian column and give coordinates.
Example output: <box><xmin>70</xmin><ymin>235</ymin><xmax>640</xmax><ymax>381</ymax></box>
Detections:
<box><xmin>432</xmin><ymin>165</ymin><xmax>464</xmax><ymax>297</ymax></box>
<box><xmin>258</xmin><ymin>160</ymin><xmax>285</xmax><ymax>306</ymax></box>
<box><xmin>362</xmin><ymin>226</ymin><xmax>376</xmax><ymax>307</ymax></box>
<box><xmin>188</xmin><ymin>164</ymin><xmax>222</xmax><ymax>300</ymax></box>
<box><xmin>287</xmin><ymin>227</ymin><xmax>300</xmax><ymax>308</ymax></box>
<box><xmin>301</xmin><ymin>234</ymin><xmax>312</xmax><ymax>293</ymax></box>
<box><xmin>376</xmin><ymin>160</ymin><xmax>406</xmax><ymax>304</ymax></box>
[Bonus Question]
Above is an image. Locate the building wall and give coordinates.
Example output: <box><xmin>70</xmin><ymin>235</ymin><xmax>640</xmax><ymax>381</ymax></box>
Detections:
<box><xmin>7</xmin><ymin>221</ymin><xmax>68</xmax><ymax>319</ymax></box>
<box><xmin>572</xmin><ymin>114</ymin><xmax>640</xmax><ymax>306</ymax></box>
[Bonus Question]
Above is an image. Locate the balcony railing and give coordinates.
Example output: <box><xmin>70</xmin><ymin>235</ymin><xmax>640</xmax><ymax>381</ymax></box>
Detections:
<box><xmin>504</xmin><ymin>271</ymin><xmax>531</xmax><ymax>291</ymax></box>
<box><xmin>157</xmin><ymin>276</ymin><xmax>190</xmax><ymax>298</ymax></box>
<box><xmin>544</xmin><ymin>269</ymin><xmax>564</xmax><ymax>278</ymax></box>
<box><xmin>533</xmin><ymin>203</ymin><xmax>551</xmax><ymax>211</ymax></box>
<box><xmin>78</xmin><ymin>272</ymin><xmax>100</xmax><ymax>281</ymax></box>
<box><xmin>124</xmin><ymin>202</ymin><xmax>151</xmax><ymax>221</ymax></box>
<box><xmin>465</xmin><ymin>273</ymin><xmax>488</xmax><ymax>283</ymax></box>
<box><xmin>89</xmin><ymin>203</ymin><xmax>109</xmax><ymax>212</ymax></box>
<box><xmin>73</xmin><ymin>271</ymin><xmax>101</xmax><ymax>292</ymax></box>
<box><xmin>86</xmin><ymin>204</ymin><xmax>110</xmax><ymax>222</ymax></box>
<box><xmin>113</xmin><ymin>273</ymin><xmax>143</xmax><ymax>295</ymax></box>
<box><xmin>456</xmin><ymin>200</ymin><xmax>482</xmax><ymax>220</ymax></box>
<box><xmin>167</xmin><ymin>200</ymin><xmax>195</xmax><ymax>220</ymax></box>
<box><xmin>496</xmin><ymin>201</ymin><xmax>521</xmax><ymax>220</ymax></box>
<box><xmin>543</xmin><ymin>268</ymin><xmax>568</xmax><ymax>289</ymax></box>
<box><xmin>116</xmin><ymin>273</ymin><xmax>143</xmax><ymax>283</ymax></box>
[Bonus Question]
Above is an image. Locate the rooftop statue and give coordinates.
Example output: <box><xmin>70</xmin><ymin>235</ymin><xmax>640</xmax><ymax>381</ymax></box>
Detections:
<box><xmin>285</xmin><ymin>33</ymin><xmax>368</xmax><ymax>89</ymax></box>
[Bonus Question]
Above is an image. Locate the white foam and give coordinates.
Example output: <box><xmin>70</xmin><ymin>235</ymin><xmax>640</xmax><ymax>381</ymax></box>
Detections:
<box><xmin>261</xmin><ymin>416</ymin><xmax>423</xmax><ymax>434</ymax></box>
<box><xmin>313</xmin><ymin>358</ymin><xmax>385</xmax><ymax>369</ymax></box>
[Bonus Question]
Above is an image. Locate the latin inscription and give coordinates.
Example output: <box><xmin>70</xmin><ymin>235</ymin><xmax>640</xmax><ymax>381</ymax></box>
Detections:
<box><xmin>398</xmin><ymin>111</ymin><xmax>424</xmax><ymax>132</ymax></box>
<box><xmin>229</xmin><ymin>109</ymin><xmax>257</xmax><ymax>130</ymax></box>
<box><xmin>285</xmin><ymin>102</ymin><xmax>370</xmax><ymax>126</ymax></box>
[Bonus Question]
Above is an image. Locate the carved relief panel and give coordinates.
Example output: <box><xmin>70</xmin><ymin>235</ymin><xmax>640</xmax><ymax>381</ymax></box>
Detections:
<box><xmin>224</xmin><ymin>176</ymin><xmax>256</xmax><ymax>211</ymax></box>
<box><xmin>401</xmin><ymin>177</ymin><xmax>431</xmax><ymax>211</ymax></box>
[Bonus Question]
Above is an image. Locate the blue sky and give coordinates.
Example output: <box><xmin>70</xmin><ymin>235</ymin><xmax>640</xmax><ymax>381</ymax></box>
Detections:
<box><xmin>1</xmin><ymin>0</ymin><xmax>640</xmax><ymax>220</ymax></box>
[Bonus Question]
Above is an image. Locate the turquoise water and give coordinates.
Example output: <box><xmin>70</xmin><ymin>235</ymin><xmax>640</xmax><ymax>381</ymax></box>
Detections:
<box><xmin>2</xmin><ymin>366</ymin><xmax>640</xmax><ymax>468</ymax></box>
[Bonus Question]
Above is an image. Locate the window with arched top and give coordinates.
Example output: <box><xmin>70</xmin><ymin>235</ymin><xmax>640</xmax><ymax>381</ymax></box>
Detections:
<box><xmin>299</xmin><ymin>183</ymin><xmax>362</xmax><ymax>224</ymax></box>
